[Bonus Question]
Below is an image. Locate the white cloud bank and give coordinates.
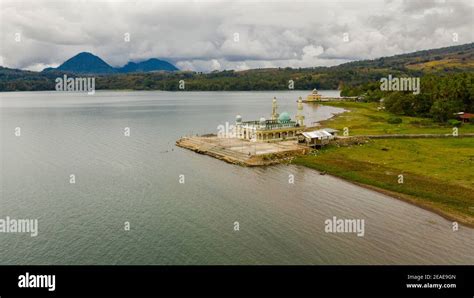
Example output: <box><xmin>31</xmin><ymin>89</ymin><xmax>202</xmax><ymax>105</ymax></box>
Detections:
<box><xmin>0</xmin><ymin>0</ymin><xmax>473</xmax><ymax>72</ymax></box>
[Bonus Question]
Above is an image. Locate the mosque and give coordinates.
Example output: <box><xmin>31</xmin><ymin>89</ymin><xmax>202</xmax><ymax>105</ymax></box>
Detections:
<box><xmin>234</xmin><ymin>97</ymin><xmax>305</xmax><ymax>142</ymax></box>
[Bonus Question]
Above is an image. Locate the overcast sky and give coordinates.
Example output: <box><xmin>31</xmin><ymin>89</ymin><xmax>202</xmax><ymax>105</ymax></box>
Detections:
<box><xmin>1</xmin><ymin>0</ymin><xmax>473</xmax><ymax>72</ymax></box>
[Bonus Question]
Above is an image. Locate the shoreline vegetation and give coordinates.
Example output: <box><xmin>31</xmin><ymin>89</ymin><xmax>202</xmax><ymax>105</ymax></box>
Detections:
<box><xmin>1</xmin><ymin>43</ymin><xmax>473</xmax><ymax>92</ymax></box>
<box><xmin>2</xmin><ymin>42</ymin><xmax>473</xmax><ymax>227</ymax></box>
<box><xmin>175</xmin><ymin>100</ymin><xmax>473</xmax><ymax>227</ymax></box>
<box><xmin>293</xmin><ymin>102</ymin><xmax>474</xmax><ymax>227</ymax></box>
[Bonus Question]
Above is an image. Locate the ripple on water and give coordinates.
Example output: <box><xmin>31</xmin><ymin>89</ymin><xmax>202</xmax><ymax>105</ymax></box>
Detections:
<box><xmin>1</xmin><ymin>91</ymin><xmax>473</xmax><ymax>265</ymax></box>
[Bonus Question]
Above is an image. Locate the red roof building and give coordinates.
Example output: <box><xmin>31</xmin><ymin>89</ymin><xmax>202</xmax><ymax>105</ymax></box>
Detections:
<box><xmin>458</xmin><ymin>113</ymin><xmax>474</xmax><ymax>123</ymax></box>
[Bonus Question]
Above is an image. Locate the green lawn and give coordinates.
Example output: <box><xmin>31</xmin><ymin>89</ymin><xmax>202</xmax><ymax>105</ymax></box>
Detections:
<box><xmin>320</xmin><ymin>101</ymin><xmax>474</xmax><ymax>135</ymax></box>
<box><xmin>294</xmin><ymin>102</ymin><xmax>474</xmax><ymax>226</ymax></box>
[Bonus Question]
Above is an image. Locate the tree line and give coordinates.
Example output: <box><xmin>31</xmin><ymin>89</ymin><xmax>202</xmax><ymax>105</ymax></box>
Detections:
<box><xmin>341</xmin><ymin>73</ymin><xmax>474</xmax><ymax>122</ymax></box>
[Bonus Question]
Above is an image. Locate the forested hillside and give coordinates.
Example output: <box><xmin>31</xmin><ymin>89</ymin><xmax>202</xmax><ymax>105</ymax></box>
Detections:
<box><xmin>1</xmin><ymin>43</ymin><xmax>472</xmax><ymax>95</ymax></box>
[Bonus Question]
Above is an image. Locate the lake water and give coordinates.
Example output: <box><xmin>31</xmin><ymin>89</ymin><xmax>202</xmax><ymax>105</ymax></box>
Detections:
<box><xmin>1</xmin><ymin>90</ymin><xmax>473</xmax><ymax>265</ymax></box>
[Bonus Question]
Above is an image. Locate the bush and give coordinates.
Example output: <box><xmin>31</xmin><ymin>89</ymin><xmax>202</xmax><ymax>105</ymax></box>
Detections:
<box><xmin>447</xmin><ymin>119</ymin><xmax>462</xmax><ymax>127</ymax></box>
<box><xmin>387</xmin><ymin>117</ymin><xmax>403</xmax><ymax>124</ymax></box>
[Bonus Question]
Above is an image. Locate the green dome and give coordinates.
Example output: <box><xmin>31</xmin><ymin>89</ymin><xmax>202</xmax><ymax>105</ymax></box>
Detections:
<box><xmin>278</xmin><ymin>112</ymin><xmax>291</xmax><ymax>123</ymax></box>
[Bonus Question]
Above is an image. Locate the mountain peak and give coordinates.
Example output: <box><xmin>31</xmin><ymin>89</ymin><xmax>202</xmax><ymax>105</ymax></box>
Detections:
<box><xmin>74</xmin><ymin>52</ymin><xmax>98</xmax><ymax>58</ymax></box>
<box><xmin>118</xmin><ymin>58</ymin><xmax>178</xmax><ymax>73</ymax></box>
<box><xmin>54</xmin><ymin>52</ymin><xmax>116</xmax><ymax>74</ymax></box>
<box><xmin>43</xmin><ymin>53</ymin><xmax>178</xmax><ymax>74</ymax></box>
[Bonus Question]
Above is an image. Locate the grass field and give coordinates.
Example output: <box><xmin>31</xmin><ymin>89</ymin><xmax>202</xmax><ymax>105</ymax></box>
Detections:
<box><xmin>406</xmin><ymin>58</ymin><xmax>474</xmax><ymax>72</ymax></box>
<box><xmin>319</xmin><ymin>101</ymin><xmax>474</xmax><ymax>135</ymax></box>
<box><xmin>294</xmin><ymin>102</ymin><xmax>474</xmax><ymax>226</ymax></box>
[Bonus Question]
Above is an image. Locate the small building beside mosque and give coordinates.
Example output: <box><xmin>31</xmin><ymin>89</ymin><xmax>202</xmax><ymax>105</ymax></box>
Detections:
<box><xmin>300</xmin><ymin>128</ymin><xmax>338</xmax><ymax>147</ymax></box>
<box><xmin>235</xmin><ymin>97</ymin><xmax>306</xmax><ymax>142</ymax></box>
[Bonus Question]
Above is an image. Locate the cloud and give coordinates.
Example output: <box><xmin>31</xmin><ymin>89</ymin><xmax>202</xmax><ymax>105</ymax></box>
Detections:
<box><xmin>0</xmin><ymin>0</ymin><xmax>472</xmax><ymax>72</ymax></box>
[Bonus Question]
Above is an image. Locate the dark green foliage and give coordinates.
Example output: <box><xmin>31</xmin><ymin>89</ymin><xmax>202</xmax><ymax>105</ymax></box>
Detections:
<box><xmin>2</xmin><ymin>43</ymin><xmax>472</xmax><ymax>92</ymax></box>
<box><xmin>387</xmin><ymin>117</ymin><xmax>403</xmax><ymax>124</ymax></box>
<box><xmin>447</xmin><ymin>119</ymin><xmax>462</xmax><ymax>127</ymax></box>
<box><xmin>1</xmin><ymin>43</ymin><xmax>473</xmax><ymax>124</ymax></box>
<box><xmin>347</xmin><ymin>73</ymin><xmax>473</xmax><ymax>122</ymax></box>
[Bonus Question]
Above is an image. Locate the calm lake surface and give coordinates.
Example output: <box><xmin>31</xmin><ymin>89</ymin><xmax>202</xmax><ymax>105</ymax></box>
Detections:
<box><xmin>1</xmin><ymin>90</ymin><xmax>473</xmax><ymax>265</ymax></box>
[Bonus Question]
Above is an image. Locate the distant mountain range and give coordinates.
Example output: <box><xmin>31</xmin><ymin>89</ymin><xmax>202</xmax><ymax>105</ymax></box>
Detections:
<box><xmin>1</xmin><ymin>43</ymin><xmax>473</xmax><ymax>92</ymax></box>
<box><xmin>43</xmin><ymin>52</ymin><xmax>178</xmax><ymax>74</ymax></box>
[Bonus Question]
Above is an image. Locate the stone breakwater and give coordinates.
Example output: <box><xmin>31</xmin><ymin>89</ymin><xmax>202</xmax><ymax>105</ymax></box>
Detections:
<box><xmin>176</xmin><ymin>136</ymin><xmax>309</xmax><ymax>166</ymax></box>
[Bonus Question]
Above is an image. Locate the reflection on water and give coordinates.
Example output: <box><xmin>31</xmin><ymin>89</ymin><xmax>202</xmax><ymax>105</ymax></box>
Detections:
<box><xmin>0</xmin><ymin>91</ymin><xmax>473</xmax><ymax>265</ymax></box>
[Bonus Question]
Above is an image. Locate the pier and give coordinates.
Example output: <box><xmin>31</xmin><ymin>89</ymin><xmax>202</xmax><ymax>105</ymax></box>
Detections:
<box><xmin>302</xmin><ymin>89</ymin><xmax>358</xmax><ymax>103</ymax></box>
<box><xmin>302</xmin><ymin>96</ymin><xmax>358</xmax><ymax>103</ymax></box>
<box><xmin>176</xmin><ymin>136</ymin><xmax>309</xmax><ymax>166</ymax></box>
